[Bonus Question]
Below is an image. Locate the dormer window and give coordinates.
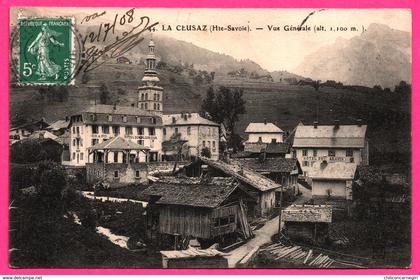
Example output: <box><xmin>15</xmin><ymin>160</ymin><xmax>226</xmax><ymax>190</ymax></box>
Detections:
<box><xmin>90</xmin><ymin>114</ymin><xmax>96</xmax><ymax>121</ymax></box>
<box><xmin>152</xmin><ymin>117</ymin><xmax>156</xmax><ymax>124</ymax></box>
<box><xmin>136</xmin><ymin>117</ymin><xmax>141</xmax><ymax>123</ymax></box>
<box><xmin>108</xmin><ymin>115</ymin><xmax>113</xmax><ymax>122</ymax></box>
<box><xmin>122</xmin><ymin>116</ymin><xmax>127</xmax><ymax>123</ymax></box>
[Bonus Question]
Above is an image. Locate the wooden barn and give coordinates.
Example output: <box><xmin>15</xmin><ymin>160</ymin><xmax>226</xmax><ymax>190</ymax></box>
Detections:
<box><xmin>233</xmin><ymin>157</ymin><xmax>302</xmax><ymax>203</ymax></box>
<box><xmin>142</xmin><ymin>178</ymin><xmax>255</xmax><ymax>241</ymax></box>
<box><xmin>282</xmin><ymin>205</ymin><xmax>332</xmax><ymax>244</ymax></box>
<box><xmin>184</xmin><ymin>156</ymin><xmax>281</xmax><ymax>218</ymax></box>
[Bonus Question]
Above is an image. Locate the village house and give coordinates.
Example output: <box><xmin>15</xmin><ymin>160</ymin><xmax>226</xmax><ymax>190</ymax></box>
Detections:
<box><xmin>141</xmin><ymin>178</ymin><xmax>255</xmax><ymax>243</ymax></box>
<box><xmin>86</xmin><ymin>137</ymin><xmax>149</xmax><ymax>186</ymax></box>
<box><xmin>232</xmin><ymin>142</ymin><xmax>290</xmax><ymax>159</ymax></box>
<box><xmin>46</xmin><ymin>119</ymin><xmax>70</xmax><ymax>136</ymax></box>
<box><xmin>243</xmin><ymin>120</ymin><xmax>284</xmax><ymax>153</ymax></box>
<box><xmin>282</xmin><ymin>204</ymin><xmax>332</xmax><ymax>244</ymax></box>
<box><xmin>184</xmin><ymin>157</ymin><xmax>281</xmax><ymax>218</ymax></box>
<box><xmin>232</xmin><ymin>156</ymin><xmax>302</xmax><ymax>203</ymax></box>
<box><xmin>310</xmin><ymin>161</ymin><xmax>358</xmax><ymax>205</ymax></box>
<box><xmin>162</xmin><ymin>113</ymin><xmax>220</xmax><ymax>160</ymax></box>
<box><xmin>67</xmin><ymin>105</ymin><xmax>163</xmax><ymax>166</ymax></box>
<box><xmin>293</xmin><ymin>121</ymin><xmax>368</xmax><ymax>178</ymax></box>
<box><xmin>9</xmin><ymin>118</ymin><xmax>50</xmax><ymax>145</ymax></box>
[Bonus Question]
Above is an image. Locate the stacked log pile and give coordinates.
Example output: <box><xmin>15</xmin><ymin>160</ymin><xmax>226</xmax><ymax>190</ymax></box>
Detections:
<box><xmin>259</xmin><ymin>243</ymin><xmax>360</xmax><ymax>268</ymax></box>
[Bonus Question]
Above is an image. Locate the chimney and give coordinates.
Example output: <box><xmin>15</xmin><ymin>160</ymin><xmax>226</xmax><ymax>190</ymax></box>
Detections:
<box><xmin>334</xmin><ymin>119</ymin><xmax>340</xmax><ymax>129</ymax></box>
<box><xmin>313</xmin><ymin>121</ymin><xmax>318</xmax><ymax>128</ymax></box>
<box><xmin>357</xmin><ymin>118</ymin><xmax>362</xmax><ymax>127</ymax></box>
<box><xmin>264</xmin><ymin>118</ymin><xmax>267</xmax><ymax>125</ymax></box>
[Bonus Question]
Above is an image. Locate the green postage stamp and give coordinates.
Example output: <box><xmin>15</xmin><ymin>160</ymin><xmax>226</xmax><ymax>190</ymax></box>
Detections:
<box><xmin>18</xmin><ymin>17</ymin><xmax>74</xmax><ymax>85</ymax></box>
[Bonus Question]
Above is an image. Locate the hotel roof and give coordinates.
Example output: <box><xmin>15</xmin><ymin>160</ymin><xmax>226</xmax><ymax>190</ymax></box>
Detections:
<box><xmin>245</xmin><ymin>122</ymin><xmax>283</xmax><ymax>133</ymax></box>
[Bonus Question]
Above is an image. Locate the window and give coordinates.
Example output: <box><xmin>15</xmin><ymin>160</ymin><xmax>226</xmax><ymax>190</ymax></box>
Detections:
<box><xmin>328</xmin><ymin>150</ymin><xmax>336</xmax><ymax>157</ymax></box>
<box><xmin>203</xmin><ymin>141</ymin><xmax>206</xmax><ymax>147</ymax></box>
<box><xmin>90</xmin><ymin>114</ymin><xmax>96</xmax><ymax>121</ymax></box>
<box><xmin>72</xmin><ymin>153</ymin><xmax>76</xmax><ymax>160</ymax></box>
<box><xmin>175</xmin><ymin>127</ymin><xmax>179</xmax><ymax>134</ymax></box>
<box><xmin>163</xmin><ymin>128</ymin><xmax>166</xmax><ymax>135</ymax></box>
<box><xmin>153</xmin><ymin>103</ymin><xmax>157</xmax><ymax>110</ymax></box>
<box><xmin>122</xmin><ymin>116</ymin><xmax>127</xmax><ymax>123</ymax></box>
<box><xmin>219</xmin><ymin>217</ymin><xmax>230</xmax><ymax>226</ymax></box>
<box><xmin>145</xmin><ymin>93</ymin><xmax>148</xmax><ymax>100</ymax></box>
<box><xmin>72</xmin><ymin>127</ymin><xmax>75</xmax><ymax>134</ymax></box>
<box><xmin>76</xmin><ymin>127</ymin><xmax>80</xmax><ymax>134</ymax></box>
<box><xmin>302</xmin><ymin>149</ymin><xmax>308</xmax><ymax>156</ymax></box>
<box><xmin>135</xmin><ymin>170</ymin><xmax>140</xmax><ymax>178</ymax></box>
<box><xmin>157</xmin><ymin>103</ymin><xmax>160</xmax><ymax>110</ymax></box>
<box><xmin>346</xmin><ymin>148</ymin><xmax>353</xmax><ymax>157</ymax></box>
<box><xmin>152</xmin><ymin>117</ymin><xmax>156</xmax><ymax>124</ymax></box>
<box><xmin>108</xmin><ymin>115</ymin><xmax>113</xmax><ymax>122</ymax></box>
<box><xmin>313</xmin><ymin>149</ymin><xmax>317</xmax><ymax>157</ymax></box>
<box><xmin>149</xmin><ymin>127</ymin><xmax>155</xmax><ymax>136</ymax></box>
<box><xmin>141</xmin><ymin>93</ymin><xmax>144</xmax><ymax>100</ymax></box>
<box><xmin>114</xmin><ymin>171</ymin><xmax>119</xmax><ymax>178</ymax></box>
<box><xmin>73</xmin><ymin>139</ymin><xmax>76</xmax><ymax>146</ymax></box>
<box><xmin>80</xmin><ymin>153</ymin><xmax>84</xmax><ymax>161</ymax></box>
<box><xmin>212</xmin><ymin>141</ymin><xmax>216</xmax><ymax>151</ymax></box>
<box><xmin>140</xmin><ymin>103</ymin><xmax>144</xmax><ymax>109</ymax></box>
<box><xmin>137</xmin><ymin>127</ymin><xmax>144</xmax><ymax>135</ymax></box>
<box><xmin>145</xmin><ymin>103</ymin><xmax>148</xmax><ymax>110</ymax></box>
<box><xmin>92</xmin><ymin>139</ymin><xmax>99</xmax><ymax>146</ymax></box>
<box><xmin>137</xmin><ymin>140</ymin><xmax>144</xmax><ymax>146</ymax></box>
<box><xmin>303</xmin><ymin>161</ymin><xmax>309</xmax><ymax>167</ymax></box>
<box><xmin>114</xmin><ymin>152</ymin><xmax>118</xmax><ymax>163</ymax></box>
<box><xmin>271</xmin><ymin>138</ymin><xmax>277</xmax><ymax>143</ymax></box>
<box><xmin>92</xmin><ymin>125</ymin><xmax>98</xmax><ymax>134</ymax></box>
<box><xmin>258</xmin><ymin>136</ymin><xmax>262</xmax><ymax>142</ymax></box>
<box><xmin>187</xmin><ymin>127</ymin><xmax>191</xmax><ymax>135</ymax></box>
<box><xmin>102</xmin><ymin>125</ymin><xmax>109</xmax><ymax>134</ymax></box>
<box><xmin>136</xmin><ymin>117</ymin><xmax>141</xmax><ymax>124</ymax></box>
<box><xmin>125</xmin><ymin>126</ymin><xmax>133</xmax><ymax>135</ymax></box>
<box><xmin>112</xmin><ymin>126</ymin><xmax>120</xmax><ymax>135</ymax></box>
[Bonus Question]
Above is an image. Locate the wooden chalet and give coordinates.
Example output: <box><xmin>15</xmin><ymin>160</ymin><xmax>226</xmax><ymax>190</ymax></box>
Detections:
<box><xmin>142</xmin><ymin>178</ymin><xmax>255</xmax><ymax>241</ymax></box>
<box><xmin>282</xmin><ymin>205</ymin><xmax>332</xmax><ymax>244</ymax></box>
<box><xmin>184</xmin><ymin>156</ymin><xmax>281</xmax><ymax>218</ymax></box>
<box><xmin>232</xmin><ymin>157</ymin><xmax>302</xmax><ymax>203</ymax></box>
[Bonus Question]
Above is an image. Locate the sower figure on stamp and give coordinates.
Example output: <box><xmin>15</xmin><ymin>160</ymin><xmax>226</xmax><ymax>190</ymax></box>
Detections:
<box><xmin>27</xmin><ymin>23</ymin><xmax>64</xmax><ymax>80</ymax></box>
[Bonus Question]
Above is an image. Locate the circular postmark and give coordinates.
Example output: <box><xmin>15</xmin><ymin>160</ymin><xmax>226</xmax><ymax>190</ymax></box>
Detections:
<box><xmin>9</xmin><ymin>16</ymin><xmax>85</xmax><ymax>86</ymax></box>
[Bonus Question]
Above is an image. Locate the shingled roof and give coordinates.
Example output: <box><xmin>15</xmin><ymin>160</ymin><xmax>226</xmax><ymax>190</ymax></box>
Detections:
<box><xmin>233</xmin><ymin>158</ymin><xmax>302</xmax><ymax>174</ymax></box>
<box><xmin>89</xmin><ymin>136</ymin><xmax>149</xmax><ymax>150</ymax></box>
<box><xmin>198</xmin><ymin>156</ymin><xmax>281</xmax><ymax>192</ymax></box>
<box><xmin>141</xmin><ymin>179</ymin><xmax>241</xmax><ymax>208</ymax></box>
<box><xmin>245</xmin><ymin>122</ymin><xmax>283</xmax><ymax>133</ymax></box>
<box><xmin>282</xmin><ymin>205</ymin><xmax>332</xmax><ymax>223</ymax></box>
<box><xmin>293</xmin><ymin>124</ymin><xmax>367</xmax><ymax>148</ymax></box>
<box><xmin>310</xmin><ymin>161</ymin><xmax>357</xmax><ymax>180</ymax></box>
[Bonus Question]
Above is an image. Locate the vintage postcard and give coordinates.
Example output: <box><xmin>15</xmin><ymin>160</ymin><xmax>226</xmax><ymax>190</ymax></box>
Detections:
<box><xmin>6</xmin><ymin>6</ymin><xmax>412</xmax><ymax>271</ymax></box>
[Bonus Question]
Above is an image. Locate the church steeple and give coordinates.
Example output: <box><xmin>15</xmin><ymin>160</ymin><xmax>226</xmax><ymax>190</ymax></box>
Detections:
<box><xmin>138</xmin><ymin>39</ymin><xmax>163</xmax><ymax>112</ymax></box>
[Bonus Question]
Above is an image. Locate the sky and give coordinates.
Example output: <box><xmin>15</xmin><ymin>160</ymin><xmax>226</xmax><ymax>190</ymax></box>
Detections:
<box><xmin>11</xmin><ymin>8</ymin><xmax>412</xmax><ymax>72</ymax></box>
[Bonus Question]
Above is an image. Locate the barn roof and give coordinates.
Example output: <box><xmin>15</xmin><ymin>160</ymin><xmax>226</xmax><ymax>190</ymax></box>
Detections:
<box><xmin>310</xmin><ymin>161</ymin><xmax>357</xmax><ymax>180</ymax></box>
<box><xmin>245</xmin><ymin>122</ymin><xmax>283</xmax><ymax>133</ymax></box>
<box><xmin>162</xmin><ymin>113</ymin><xmax>219</xmax><ymax>127</ymax></box>
<box><xmin>142</xmin><ymin>178</ymin><xmax>241</xmax><ymax>208</ymax></box>
<box><xmin>46</xmin><ymin>119</ymin><xmax>70</xmax><ymax>131</ymax></box>
<box><xmin>293</xmin><ymin>124</ymin><xmax>367</xmax><ymax>148</ymax></box>
<box><xmin>198</xmin><ymin>157</ymin><xmax>281</xmax><ymax>192</ymax></box>
<box><xmin>233</xmin><ymin>158</ymin><xmax>302</xmax><ymax>174</ymax></box>
<box><xmin>89</xmin><ymin>136</ymin><xmax>149</xmax><ymax>151</ymax></box>
<box><xmin>282</xmin><ymin>205</ymin><xmax>332</xmax><ymax>223</ymax></box>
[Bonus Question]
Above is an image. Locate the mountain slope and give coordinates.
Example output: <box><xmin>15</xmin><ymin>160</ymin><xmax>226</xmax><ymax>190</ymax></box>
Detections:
<box><xmin>294</xmin><ymin>23</ymin><xmax>411</xmax><ymax>88</ymax></box>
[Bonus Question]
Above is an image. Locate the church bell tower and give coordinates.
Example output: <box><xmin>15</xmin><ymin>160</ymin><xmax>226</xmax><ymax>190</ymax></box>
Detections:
<box><xmin>138</xmin><ymin>39</ymin><xmax>163</xmax><ymax>112</ymax></box>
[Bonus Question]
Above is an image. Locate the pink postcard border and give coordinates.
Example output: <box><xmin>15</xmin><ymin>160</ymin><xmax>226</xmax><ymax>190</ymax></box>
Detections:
<box><xmin>0</xmin><ymin>0</ymin><xmax>418</xmax><ymax>275</ymax></box>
